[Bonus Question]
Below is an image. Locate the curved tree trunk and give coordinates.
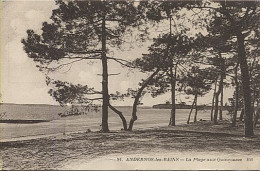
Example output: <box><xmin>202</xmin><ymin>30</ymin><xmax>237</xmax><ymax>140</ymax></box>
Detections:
<box><xmin>236</xmin><ymin>31</ymin><xmax>254</xmax><ymax>137</ymax></box>
<box><xmin>128</xmin><ymin>68</ymin><xmax>160</xmax><ymax>131</ymax></box>
<box><xmin>108</xmin><ymin>103</ymin><xmax>127</xmax><ymax>131</ymax></box>
<box><xmin>187</xmin><ymin>96</ymin><xmax>196</xmax><ymax>124</ymax></box>
<box><xmin>101</xmin><ymin>16</ymin><xmax>109</xmax><ymax>132</ymax></box>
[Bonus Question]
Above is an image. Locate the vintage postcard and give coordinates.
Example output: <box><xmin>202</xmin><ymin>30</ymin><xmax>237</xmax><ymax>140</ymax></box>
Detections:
<box><xmin>0</xmin><ymin>0</ymin><xmax>259</xmax><ymax>170</ymax></box>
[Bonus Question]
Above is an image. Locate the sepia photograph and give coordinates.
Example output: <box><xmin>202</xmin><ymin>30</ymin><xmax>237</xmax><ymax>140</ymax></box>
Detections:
<box><xmin>0</xmin><ymin>0</ymin><xmax>260</xmax><ymax>170</ymax></box>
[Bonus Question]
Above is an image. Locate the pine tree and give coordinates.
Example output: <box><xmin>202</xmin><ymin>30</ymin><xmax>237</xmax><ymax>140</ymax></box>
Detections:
<box><xmin>22</xmin><ymin>1</ymin><xmax>143</xmax><ymax>132</ymax></box>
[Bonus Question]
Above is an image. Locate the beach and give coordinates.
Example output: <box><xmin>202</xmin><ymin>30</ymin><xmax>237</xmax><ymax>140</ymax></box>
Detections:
<box><xmin>1</xmin><ymin>120</ymin><xmax>260</xmax><ymax>170</ymax></box>
<box><xmin>0</xmin><ymin>105</ymin><xmax>218</xmax><ymax>141</ymax></box>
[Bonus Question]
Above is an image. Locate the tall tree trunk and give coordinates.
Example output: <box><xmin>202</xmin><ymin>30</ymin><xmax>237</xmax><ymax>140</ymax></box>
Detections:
<box><xmin>193</xmin><ymin>93</ymin><xmax>198</xmax><ymax>123</ymax></box>
<box><xmin>232</xmin><ymin>63</ymin><xmax>239</xmax><ymax>127</ymax></box>
<box><xmin>168</xmin><ymin>16</ymin><xmax>177</xmax><ymax>126</ymax></box>
<box><xmin>254</xmin><ymin>103</ymin><xmax>260</xmax><ymax>128</ymax></box>
<box><xmin>108</xmin><ymin>103</ymin><xmax>127</xmax><ymax>131</ymax></box>
<box><xmin>219</xmin><ymin>85</ymin><xmax>223</xmax><ymax>120</ymax></box>
<box><xmin>213</xmin><ymin>88</ymin><xmax>219</xmax><ymax>125</ymax></box>
<box><xmin>213</xmin><ymin>54</ymin><xmax>225</xmax><ymax>125</ymax></box>
<box><xmin>239</xmin><ymin>107</ymin><xmax>244</xmax><ymax>121</ymax></box>
<box><xmin>252</xmin><ymin>83</ymin><xmax>256</xmax><ymax>113</ymax></box>
<box><xmin>236</xmin><ymin>31</ymin><xmax>254</xmax><ymax>137</ymax></box>
<box><xmin>101</xmin><ymin>16</ymin><xmax>109</xmax><ymax>132</ymax></box>
<box><xmin>252</xmin><ymin>84</ymin><xmax>257</xmax><ymax>127</ymax></box>
<box><xmin>169</xmin><ymin>66</ymin><xmax>176</xmax><ymax>126</ymax></box>
<box><xmin>187</xmin><ymin>96</ymin><xmax>196</xmax><ymax>124</ymax></box>
<box><xmin>211</xmin><ymin>80</ymin><xmax>217</xmax><ymax>121</ymax></box>
<box><xmin>128</xmin><ymin>69</ymin><xmax>160</xmax><ymax>131</ymax></box>
<box><xmin>214</xmin><ymin>74</ymin><xmax>224</xmax><ymax>125</ymax></box>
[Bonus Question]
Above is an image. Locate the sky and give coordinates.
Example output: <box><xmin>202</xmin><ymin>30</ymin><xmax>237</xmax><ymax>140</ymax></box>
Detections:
<box><xmin>0</xmin><ymin>1</ymin><xmax>234</xmax><ymax>106</ymax></box>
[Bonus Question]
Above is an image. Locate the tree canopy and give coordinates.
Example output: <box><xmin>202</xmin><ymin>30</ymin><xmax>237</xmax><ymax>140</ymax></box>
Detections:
<box><xmin>22</xmin><ymin>0</ymin><xmax>260</xmax><ymax>136</ymax></box>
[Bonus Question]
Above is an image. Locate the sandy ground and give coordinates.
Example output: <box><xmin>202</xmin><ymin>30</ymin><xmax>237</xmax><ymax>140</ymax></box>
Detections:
<box><xmin>1</xmin><ymin>120</ymin><xmax>260</xmax><ymax>170</ymax></box>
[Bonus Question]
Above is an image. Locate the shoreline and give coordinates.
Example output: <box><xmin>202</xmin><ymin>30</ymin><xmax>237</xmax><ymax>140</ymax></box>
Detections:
<box><xmin>0</xmin><ymin>119</ymin><xmax>254</xmax><ymax>143</ymax></box>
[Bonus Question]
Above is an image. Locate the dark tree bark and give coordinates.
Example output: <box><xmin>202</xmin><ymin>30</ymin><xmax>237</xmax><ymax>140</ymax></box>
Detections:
<box><xmin>252</xmin><ymin>82</ymin><xmax>256</xmax><ymax>112</ymax></box>
<box><xmin>211</xmin><ymin>80</ymin><xmax>217</xmax><ymax>121</ymax></box>
<box><xmin>236</xmin><ymin>30</ymin><xmax>254</xmax><ymax>137</ymax></box>
<box><xmin>168</xmin><ymin>17</ymin><xmax>177</xmax><ymax>126</ymax></box>
<box><xmin>213</xmin><ymin>86</ymin><xmax>219</xmax><ymax>124</ymax></box>
<box><xmin>108</xmin><ymin>103</ymin><xmax>127</xmax><ymax>131</ymax></box>
<box><xmin>213</xmin><ymin>54</ymin><xmax>225</xmax><ymax>125</ymax></box>
<box><xmin>232</xmin><ymin>63</ymin><xmax>239</xmax><ymax>127</ymax></box>
<box><xmin>219</xmin><ymin>85</ymin><xmax>223</xmax><ymax>120</ymax></box>
<box><xmin>213</xmin><ymin>74</ymin><xmax>224</xmax><ymax>125</ymax></box>
<box><xmin>101</xmin><ymin>16</ymin><xmax>109</xmax><ymax>133</ymax></box>
<box><xmin>254</xmin><ymin>104</ymin><xmax>260</xmax><ymax>128</ymax></box>
<box><xmin>169</xmin><ymin>66</ymin><xmax>177</xmax><ymax>126</ymax></box>
<box><xmin>252</xmin><ymin>84</ymin><xmax>258</xmax><ymax>127</ymax></box>
<box><xmin>239</xmin><ymin>107</ymin><xmax>244</xmax><ymax>121</ymax></box>
<box><xmin>187</xmin><ymin>95</ymin><xmax>196</xmax><ymax>124</ymax></box>
<box><xmin>193</xmin><ymin>93</ymin><xmax>198</xmax><ymax>123</ymax></box>
<box><xmin>128</xmin><ymin>68</ymin><xmax>160</xmax><ymax>131</ymax></box>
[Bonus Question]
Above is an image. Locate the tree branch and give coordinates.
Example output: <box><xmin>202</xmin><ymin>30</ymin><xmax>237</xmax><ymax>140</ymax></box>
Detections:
<box><xmin>65</xmin><ymin>50</ymin><xmax>102</xmax><ymax>54</ymax></box>
<box><xmin>47</xmin><ymin>58</ymin><xmax>85</xmax><ymax>71</ymax></box>
<box><xmin>87</xmin><ymin>97</ymin><xmax>103</xmax><ymax>101</ymax></box>
<box><xmin>97</xmin><ymin>73</ymin><xmax>121</xmax><ymax>76</ymax></box>
<box><xmin>107</xmin><ymin>57</ymin><xmax>136</xmax><ymax>68</ymax></box>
